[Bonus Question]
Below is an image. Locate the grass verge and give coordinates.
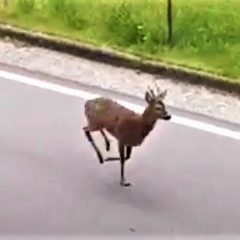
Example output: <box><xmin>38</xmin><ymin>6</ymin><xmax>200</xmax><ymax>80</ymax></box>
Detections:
<box><xmin>0</xmin><ymin>0</ymin><xmax>240</xmax><ymax>82</ymax></box>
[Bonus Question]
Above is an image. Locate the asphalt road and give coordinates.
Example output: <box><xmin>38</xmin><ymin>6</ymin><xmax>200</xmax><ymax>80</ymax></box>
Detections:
<box><xmin>0</xmin><ymin>64</ymin><xmax>240</xmax><ymax>236</ymax></box>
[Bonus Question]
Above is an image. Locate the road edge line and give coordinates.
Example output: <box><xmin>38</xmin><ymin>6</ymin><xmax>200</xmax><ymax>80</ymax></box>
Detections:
<box><xmin>0</xmin><ymin>69</ymin><xmax>240</xmax><ymax>140</ymax></box>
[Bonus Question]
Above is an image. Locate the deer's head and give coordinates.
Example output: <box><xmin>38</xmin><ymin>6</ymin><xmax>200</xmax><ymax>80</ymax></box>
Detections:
<box><xmin>144</xmin><ymin>82</ymin><xmax>171</xmax><ymax>121</ymax></box>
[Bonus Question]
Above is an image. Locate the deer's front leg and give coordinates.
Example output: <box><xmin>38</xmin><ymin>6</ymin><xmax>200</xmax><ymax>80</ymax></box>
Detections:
<box><xmin>126</xmin><ymin>146</ymin><xmax>132</xmax><ymax>160</ymax></box>
<box><xmin>119</xmin><ymin>143</ymin><xmax>131</xmax><ymax>187</ymax></box>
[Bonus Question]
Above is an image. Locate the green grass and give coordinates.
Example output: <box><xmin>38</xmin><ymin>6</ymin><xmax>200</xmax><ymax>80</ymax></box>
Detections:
<box><xmin>0</xmin><ymin>0</ymin><xmax>240</xmax><ymax>81</ymax></box>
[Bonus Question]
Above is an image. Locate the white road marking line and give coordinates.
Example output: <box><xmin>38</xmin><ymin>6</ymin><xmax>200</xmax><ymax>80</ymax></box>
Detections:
<box><xmin>0</xmin><ymin>69</ymin><xmax>240</xmax><ymax>140</ymax></box>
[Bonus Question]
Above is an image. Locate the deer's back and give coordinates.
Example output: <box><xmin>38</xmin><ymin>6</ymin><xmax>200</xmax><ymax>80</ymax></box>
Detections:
<box><xmin>84</xmin><ymin>97</ymin><xmax>138</xmax><ymax>133</ymax></box>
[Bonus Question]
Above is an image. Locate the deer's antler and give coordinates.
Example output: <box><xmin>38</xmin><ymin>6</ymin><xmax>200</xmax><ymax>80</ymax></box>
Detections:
<box><xmin>147</xmin><ymin>85</ymin><xmax>155</xmax><ymax>98</ymax></box>
<box><xmin>153</xmin><ymin>80</ymin><xmax>161</xmax><ymax>95</ymax></box>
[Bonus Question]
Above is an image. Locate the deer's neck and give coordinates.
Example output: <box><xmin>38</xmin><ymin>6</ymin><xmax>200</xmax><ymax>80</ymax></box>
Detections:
<box><xmin>140</xmin><ymin>106</ymin><xmax>158</xmax><ymax>139</ymax></box>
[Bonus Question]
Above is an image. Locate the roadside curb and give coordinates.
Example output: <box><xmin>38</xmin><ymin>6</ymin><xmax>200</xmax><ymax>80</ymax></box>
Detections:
<box><xmin>0</xmin><ymin>23</ymin><xmax>240</xmax><ymax>96</ymax></box>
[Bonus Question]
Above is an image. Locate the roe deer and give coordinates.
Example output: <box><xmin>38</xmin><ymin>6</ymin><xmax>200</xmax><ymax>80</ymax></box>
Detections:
<box><xmin>83</xmin><ymin>82</ymin><xmax>171</xmax><ymax>187</ymax></box>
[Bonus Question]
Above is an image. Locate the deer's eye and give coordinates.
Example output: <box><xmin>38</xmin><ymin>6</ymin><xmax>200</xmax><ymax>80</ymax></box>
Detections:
<box><xmin>156</xmin><ymin>100</ymin><xmax>164</xmax><ymax>107</ymax></box>
<box><xmin>155</xmin><ymin>103</ymin><xmax>164</xmax><ymax>112</ymax></box>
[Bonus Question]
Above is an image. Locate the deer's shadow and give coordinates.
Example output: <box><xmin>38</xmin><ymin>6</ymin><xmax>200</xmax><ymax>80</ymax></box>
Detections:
<box><xmin>100</xmin><ymin>178</ymin><xmax>175</xmax><ymax>214</ymax></box>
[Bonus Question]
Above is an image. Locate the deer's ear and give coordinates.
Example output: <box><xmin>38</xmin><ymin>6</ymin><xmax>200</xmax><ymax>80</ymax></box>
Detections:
<box><xmin>159</xmin><ymin>89</ymin><xmax>167</xmax><ymax>99</ymax></box>
<box><xmin>145</xmin><ymin>91</ymin><xmax>152</xmax><ymax>103</ymax></box>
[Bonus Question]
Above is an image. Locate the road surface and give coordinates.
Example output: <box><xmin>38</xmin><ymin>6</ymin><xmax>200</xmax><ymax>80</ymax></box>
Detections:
<box><xmin>0</xmin><ymin>63</ymin><xmax>240</xmax><ymax>237</ymax></box>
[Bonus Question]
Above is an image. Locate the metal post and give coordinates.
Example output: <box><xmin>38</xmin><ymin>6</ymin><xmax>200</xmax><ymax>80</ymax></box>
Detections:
<box><xmin>167</xmin><ymin>0</ymin><xmax>172</xmax><ymax>43</ymax></box>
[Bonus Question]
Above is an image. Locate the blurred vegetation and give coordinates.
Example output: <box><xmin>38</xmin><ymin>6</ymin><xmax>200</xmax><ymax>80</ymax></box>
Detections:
<box><xmin>0</xmin><ymin>0</ymin><xmax>240</xmax><ymax>81</ymax></box>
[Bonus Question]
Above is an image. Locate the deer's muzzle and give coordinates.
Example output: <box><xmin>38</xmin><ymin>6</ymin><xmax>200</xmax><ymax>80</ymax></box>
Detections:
<box><xmin>163</xmin><ymin>114</ymin><xmax>171</xmax><ymax>120</ymax></box>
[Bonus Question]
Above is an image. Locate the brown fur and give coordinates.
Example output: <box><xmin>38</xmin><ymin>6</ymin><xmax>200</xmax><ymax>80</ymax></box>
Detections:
<box><xmin>83</xmin><ymin>97</ymin><xmax>158</xmax><ymax>146</ymax></box>
<box><xmin>82</xmin><ymin>85</ymin><xmax>171</xmax><ymax>187</ymax></box>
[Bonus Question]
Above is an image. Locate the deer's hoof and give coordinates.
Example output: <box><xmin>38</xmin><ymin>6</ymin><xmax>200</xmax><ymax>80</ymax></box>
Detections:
<box><xmin>120</xmin><ymin>180</ymin><xmax>131</xmax><ymax>187</ymax></box>
<box><xmin>97</xmin><ymin>154</ymin><xmax>104</xmax><ymax>164</ymax></box>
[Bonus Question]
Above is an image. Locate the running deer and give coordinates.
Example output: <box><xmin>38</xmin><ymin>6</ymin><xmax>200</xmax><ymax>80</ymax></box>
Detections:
<box><xmin>82</xmin><ymin>82</ymin><xmax>171</xmax><ymax>187</ymax></box>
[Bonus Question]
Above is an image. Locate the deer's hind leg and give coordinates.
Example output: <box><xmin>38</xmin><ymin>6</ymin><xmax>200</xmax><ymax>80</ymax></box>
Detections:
<box><xmin>100</xmin><ymin>130</ymin><xmax>110</xmax><ymax>151</ymax></box>
<box><xmin>83</xmin><ymin>126</ymin><xmax>104</xmax><ymax>164</ymax></box>
<box><xmin>104</xmin><ymin>145</ymin><xmax>132</xmax><ymax>163</ymax></box>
